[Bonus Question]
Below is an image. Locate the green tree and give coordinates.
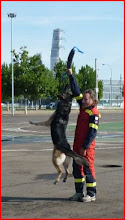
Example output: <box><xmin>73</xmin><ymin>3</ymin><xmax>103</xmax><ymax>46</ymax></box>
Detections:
<box><xmin>12</xmin><ymin>47</ymin><xmax>57</xmax><ymax>101</ymax></box>
<box><xmin>2</xmin><ymin>47</ymin><xmax>104</xmax><ymax>106</ymax></box>
<box><xmin>98</xmin><ymin>80</ymin><xmax>103</xmax><ymax>100</ymax></box>
<box><xmin>76</xmin><ymin>65</ymin><xmax>103</xmax><ymax>100</ymax></box>
<box><xmin>13</xmin><ymin>47</ymin><xmax>30</xmax><ymax>98</ymax></box>
<box><xmin>1</xmin><ymin>63</ymin><xmax>12</xmax><ymax>110</ymax></box>
<box><xmin>2</xmin><ymin>46</ymin><xmax>58</xmax><ymax>113</ymax></box>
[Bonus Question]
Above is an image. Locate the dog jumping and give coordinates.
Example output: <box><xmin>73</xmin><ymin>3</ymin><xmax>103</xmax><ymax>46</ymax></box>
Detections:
<box><xmin>30</xmin><ymin>48</ymin><xmax>89</xmax><ymax>184</ymax></box>
<box><xmin>30</xmin><ymin>84</ymin><xmax>89</xmax><ymax>184</ymax></box>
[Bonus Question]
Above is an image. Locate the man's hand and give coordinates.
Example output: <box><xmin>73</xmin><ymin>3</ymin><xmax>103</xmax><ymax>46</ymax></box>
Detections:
<box><xmin>67</xmin><ymin>68</ymin><xmax>73</xmax><ymax>75</ymax></box>
<box><xmin>80</xmin><ymin>148</ymin><xmax>87</xmax><ymax>156</ymax></box>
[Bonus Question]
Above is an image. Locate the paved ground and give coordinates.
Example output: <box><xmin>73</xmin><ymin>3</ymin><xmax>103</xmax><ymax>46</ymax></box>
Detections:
<box><xmin>1</xmin><ymin>109</ymin><xmax>124</xmax><ymax>219</ymax></box>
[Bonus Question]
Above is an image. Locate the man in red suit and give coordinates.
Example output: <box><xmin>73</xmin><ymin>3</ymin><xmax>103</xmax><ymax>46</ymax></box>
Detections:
<box><xmin>67</xmin><ymin>68</ymin><xmax>101</xmax><ymax>202</ymax></box>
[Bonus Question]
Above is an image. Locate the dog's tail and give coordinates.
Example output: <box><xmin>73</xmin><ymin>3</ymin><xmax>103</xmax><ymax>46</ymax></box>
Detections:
<box><xmin>67</xmin><ymin>150</ymin><xmax>89</xmax><ymax>168</ymax></box>
<box><xmin>29</xmin><ymin>111</ymin><xmax>56</xmax><ymax>127</ymax></box>
<box><xmin>29</xmin><ymin>121</ymin><xmax>49</xmax><ymax>126</ymax></box>
<box><xmin>73</xmin><ymin>154</ymin><xmax>89</xmax><ymax>167</ymax></box>
<box><xmin>56</xmin><ymin>145</ymin><xmax>89</xmax><ymax>168</ymax></box>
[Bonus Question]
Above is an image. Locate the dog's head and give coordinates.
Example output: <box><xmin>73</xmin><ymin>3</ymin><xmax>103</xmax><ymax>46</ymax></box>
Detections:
<box><xmin>57</xmin><ymin>84</ymin><xmax>73</xmax><ymax>116</ymax></box>
<box><xmin>58</xmin><ymin>84</ymin><xmax>73</xmax><ymax>102</ymax></box>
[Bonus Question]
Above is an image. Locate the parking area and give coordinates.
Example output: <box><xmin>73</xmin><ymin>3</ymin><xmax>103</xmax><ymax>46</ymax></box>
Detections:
<box><xmin>2</xmin><ymin>109</ymin><xmax>124</xmax><ymax>219</ymax></box>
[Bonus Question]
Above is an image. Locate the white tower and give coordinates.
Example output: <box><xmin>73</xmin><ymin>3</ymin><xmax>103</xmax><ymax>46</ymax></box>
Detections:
<box><xmin>50</xmin><ymin>29</ymin><xmax>61</xmax><ymax>77</ymax></box>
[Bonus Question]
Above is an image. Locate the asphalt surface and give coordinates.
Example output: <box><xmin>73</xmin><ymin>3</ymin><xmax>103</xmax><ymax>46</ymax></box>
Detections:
<box><xmin>1</xmin><ymin>109</ymin><xmax>124</xmax><ymax>219</ymax></box>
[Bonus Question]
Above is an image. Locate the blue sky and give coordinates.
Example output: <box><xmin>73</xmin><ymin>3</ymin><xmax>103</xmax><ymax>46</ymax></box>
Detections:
<box><xmin>2</xmin><ymin>1</ymin><xmax>124</xmax><ymax>80</ymax></box>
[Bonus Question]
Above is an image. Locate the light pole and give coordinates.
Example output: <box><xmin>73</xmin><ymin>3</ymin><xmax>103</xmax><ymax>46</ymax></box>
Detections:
<box><xmin>8</xmin><ymin>13</ymin><xmax>16</xmax><ymax>116</ymax></box>
<box><xmin>102</xmin><ymin>64</ymin><xmax>112</xmax><ymax>106</ymax></box>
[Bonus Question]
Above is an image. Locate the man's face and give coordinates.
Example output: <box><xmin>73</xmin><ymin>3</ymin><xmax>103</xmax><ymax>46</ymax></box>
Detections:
<box><xmin>82</xmin><ymin>93</ymin><xmax>94</xmax><ymax>108</ymax></box>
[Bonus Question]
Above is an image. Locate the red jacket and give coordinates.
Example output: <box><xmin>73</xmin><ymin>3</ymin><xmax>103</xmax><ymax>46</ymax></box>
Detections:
<box><xmin>73</xmin><ymin>106</ymin><xmax>100</xmax><ymax>154</ymax></box>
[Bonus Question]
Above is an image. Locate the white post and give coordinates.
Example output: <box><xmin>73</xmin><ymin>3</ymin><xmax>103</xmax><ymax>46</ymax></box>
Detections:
<box><xmin>8</xmin><ymin>13</ymin><xmax>16</xmax><ymax>116</ymax></box>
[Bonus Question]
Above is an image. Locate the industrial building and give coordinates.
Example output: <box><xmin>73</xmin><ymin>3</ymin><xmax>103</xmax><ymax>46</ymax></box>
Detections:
<box><xmin>99</xmin><ymin>78</ymin><xmax>124</xmax><ymax>107</ymax></box>
<box><xmin>50</xmin><ymin>29</ymin><xmax>61</xmax><ymax>77</ymax></box>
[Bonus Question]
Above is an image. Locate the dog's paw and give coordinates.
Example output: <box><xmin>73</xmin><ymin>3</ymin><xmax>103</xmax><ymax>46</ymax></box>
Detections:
<box><xmin>54</xmin><ymin>180</ymin><xmax>59</xmax><ymax>185</ymax></box>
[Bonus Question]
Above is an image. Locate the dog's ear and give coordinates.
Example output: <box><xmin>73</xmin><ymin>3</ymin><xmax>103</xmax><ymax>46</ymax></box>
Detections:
<box><xmin>63</xmin><ymin>84</ymin><xmax>70</xmax><ymax>94</ymax></box>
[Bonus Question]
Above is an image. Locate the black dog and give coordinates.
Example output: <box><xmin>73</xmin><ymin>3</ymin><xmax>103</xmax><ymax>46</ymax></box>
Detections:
<box><xmin>30</xmin><ymin>47</ymin><xmax>89</xmax><ymax>184</ymax></box>
<box><xmin>30</xmin><ymin>84</ymin><xmax>89</xmax><ymax>184</ymax></box>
